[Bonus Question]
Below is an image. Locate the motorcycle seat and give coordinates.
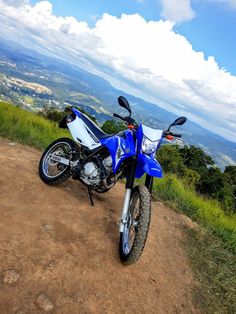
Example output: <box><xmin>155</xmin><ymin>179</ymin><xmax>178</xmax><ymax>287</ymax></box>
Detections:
<box><xmin>81</xmin><ymin>113</ymin><xmax>114</xmax><ymax>139</ymax></box>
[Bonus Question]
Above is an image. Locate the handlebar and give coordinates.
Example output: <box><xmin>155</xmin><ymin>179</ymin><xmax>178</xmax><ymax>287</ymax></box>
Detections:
<box><xmin>171</xmin><ymin>133</ymin><xmax>182</xmax><ymax>138</ymax></box>
<box><xmin>113</xmin><ymin>113</ymin><xmax>127</xmax><ymax>122</ymax></box>
<box><xmin>163</xmin><ymin>131</ymin><xmax>182</xmax><ymax>138</ymax></box>
<box><xmin>113</xmin><ymin>113</ymin><xmax>137</xmax><ymax>127</ymax></box>
<box><xmin>113</xmin><ymin>114</ymin><xmax>182</xmax><ymax>138</ymax></box>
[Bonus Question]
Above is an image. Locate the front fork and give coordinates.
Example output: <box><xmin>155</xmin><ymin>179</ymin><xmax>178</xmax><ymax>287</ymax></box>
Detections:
<box><xmin>145</xmin><ymin>174</ymin><xmax>153</xmax><ymax>194</ymax></box>
<box><xmin>119</xmin><ymin>157</ymin><xmax>136</xmax><ymax>232</ymax></box>
<box><xmin>119</xmin><ymin>166</ymin><xmax>154</xmax><ymax>233</ymax></box>
<box><xmin>119</xmin><ymin>153</ymin><xmax>154</xmax><ymax>232</ymax></box>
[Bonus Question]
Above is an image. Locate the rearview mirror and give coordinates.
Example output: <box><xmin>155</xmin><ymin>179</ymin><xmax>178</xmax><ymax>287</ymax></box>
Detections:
<box><xmin>168</xmin><ymin>117</ymin><xmax>187</xmax><ymax>130</ymax></box>
<box><xmin>118</xmin><ymin>96</ymin><xmax>131</xmax><ymax>116</ymax></box>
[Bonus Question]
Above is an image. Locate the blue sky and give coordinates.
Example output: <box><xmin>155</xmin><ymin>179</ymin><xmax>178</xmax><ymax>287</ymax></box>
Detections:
<box><xmin>30</xmin><ymin>0</ymin><xmax>236</xmax><ymax>75</ymax></box>
<box><xmin>177</xmin><ymin>0</ymin><xmax>236</xmax><ymax>75</ymax></box>
<box><xmin>0</xmin><ymin>0</ymin><xmax>236</xmax><ymax>141</ymax></box>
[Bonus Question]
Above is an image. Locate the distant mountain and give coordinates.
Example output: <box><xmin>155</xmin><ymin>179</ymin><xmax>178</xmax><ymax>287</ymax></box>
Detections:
<box><xmin>0</xmin><ymin>38</ymin><xmax>235</xmax><ymax>169</ymax></box>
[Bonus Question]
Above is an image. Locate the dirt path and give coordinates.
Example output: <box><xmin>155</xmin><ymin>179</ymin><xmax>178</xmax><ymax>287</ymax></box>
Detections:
<box><xmin>0</xmin><ymin>138</ymin><xmax>199</xmax><ymax>314</ymax></box>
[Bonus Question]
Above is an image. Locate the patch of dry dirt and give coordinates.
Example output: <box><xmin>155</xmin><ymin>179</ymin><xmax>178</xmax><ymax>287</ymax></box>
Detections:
<box><xmin>0</xmin><ymin>138</ymin><xmax>200</xmax><ymax>313</ymax></box>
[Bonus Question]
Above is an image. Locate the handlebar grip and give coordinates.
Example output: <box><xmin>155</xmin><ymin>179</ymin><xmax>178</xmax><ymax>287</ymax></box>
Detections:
<box><xmin>172</xmin><ymin>133</ymin><xmax>182</xmax><ymax>138</ymax></box>
<box><xmin>113</xmin><ymin>113</ymin><xmax>125</xmax><ymax>121</ymax></box>
<box><xmin>163</xmin><ymin>131</ymin><xmax>182</xmax><ymax>138</ymax></box>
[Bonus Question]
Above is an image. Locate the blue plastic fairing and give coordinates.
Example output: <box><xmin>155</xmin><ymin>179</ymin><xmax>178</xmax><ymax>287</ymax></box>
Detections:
<box><xmin>100</xmin><ymin>130</ymin><xmax>136</xmax><ymax>173</ymax></box>
<box><xmin>135</xmin><ymin>154</ymin><xmax>163</xmax><ymax>178</ymax></box>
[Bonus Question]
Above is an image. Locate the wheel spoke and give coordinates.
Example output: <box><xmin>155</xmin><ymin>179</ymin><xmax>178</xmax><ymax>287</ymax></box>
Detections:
<box><xmin>119</xmin><ymin>186</ymin><xmax>151</xmax><ymax>264</ymax></box>
<box><xmin>42</xmin><ymin>142</ymin><xmax>71</xmax><ymax>179</ymax></box>
<box><xmin>122</xmin><ymin>192</ymin><xmax>141</xmax><ymax>256</ymax></box>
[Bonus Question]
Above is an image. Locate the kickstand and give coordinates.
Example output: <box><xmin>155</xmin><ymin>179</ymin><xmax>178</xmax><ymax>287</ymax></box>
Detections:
<box><xmin>88</xmin><ymin>188</ymin><xmax>94</xmax><ymax>206</ymax></box>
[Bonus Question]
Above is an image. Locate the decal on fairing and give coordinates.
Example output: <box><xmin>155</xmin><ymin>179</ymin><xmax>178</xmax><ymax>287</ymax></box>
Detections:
<box><xmin>100</xmin><ymin>130</ymin><xmax>136</xmax><ymax>174</ymax></box>
<box><xmin>115</xmin><ymin>137</ymin><xmax>125</xmax><ymax>167</ymax></box>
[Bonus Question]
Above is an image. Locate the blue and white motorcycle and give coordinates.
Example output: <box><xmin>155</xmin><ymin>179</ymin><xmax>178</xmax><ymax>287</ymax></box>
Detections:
<box><xmin>39</xmin><ymin>96</ymin><xmax>186</xmax><ymax>264</ymax></box>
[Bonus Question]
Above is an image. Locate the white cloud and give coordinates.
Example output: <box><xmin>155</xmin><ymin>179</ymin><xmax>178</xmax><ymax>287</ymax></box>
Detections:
<box><xmin>2</xmin><ymin>0</ymin><xmax>29</xmax><ymax>6</ymax></box>
<box><xmin>0</xmin><ymin>1</ymin><xmax>236</xmax><ymax>141</ymax></box>
<box><xmin>161</xmin><ymin>0</ymin><xmax>196</xmax><ymax>23</ymax></box>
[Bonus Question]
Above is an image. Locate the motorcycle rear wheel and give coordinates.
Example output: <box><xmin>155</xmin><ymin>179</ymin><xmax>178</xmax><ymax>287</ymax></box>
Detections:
<box><xmin>39</xmin><ymin>137</ymin><xmax>77</xmax><ymax>185</ymax></box>
<box><xmin>119</xmin><ymin>185</ymin><xmax>151</xmax><ymax>265</ymax></box>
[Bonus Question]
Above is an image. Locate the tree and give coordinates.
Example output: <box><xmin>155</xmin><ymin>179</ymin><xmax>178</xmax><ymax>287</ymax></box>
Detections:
<box><xmin>156</xmin><ymin>145</ymin><xmax>185</xmax><ymax>175</ymax></box>
<box><xmin>39</xmin><ymin>107</ymin><xmax>65</xmax><ymax>122</ymax></box>
<box><xmin>157</xmin><ymin>144</ymin><xmax>235</xmax><ymax>213</ymax></box>
<box><xmin>224</xmin><ymin>166</ymin><xmax>236</xmax><ymax>186</ymax></box>
<box><xmin>179</xmin><ymin>145</ymin><xmax>214</xmax><ymax>177</ymax></box>
<box><xmin>197</xmin><ymin>167</ymin><xmax>223</xmax><ymax>196</ymax></box>
<box><xmin>182</xmin><ymin>168</ymin><xmax>200</xmax><ymax>188</ymax></box>
<box><xmin>215</xmin><ymin>184</ymin><xmax>235</xmax><ymax>214</ymax></box>
<box><xmin>223</xmin><ymin>166</ymin><xmax>236</xmax><ymax>213</ymax></box>
<box><xmin>101</xmin><ymin>120</ymin><xmax>126</xmax><ymax>134</ymax></box>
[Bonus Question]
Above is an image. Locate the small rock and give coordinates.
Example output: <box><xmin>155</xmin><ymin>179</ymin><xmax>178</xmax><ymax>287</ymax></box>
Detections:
<box><xmin>43</xmin><ymin>260</ymin><xmax>56</xmax><ymax>270</ymax></box>
<box><xmin>44</xmin><ymin>224</ymin><xmax>54</xmax><ymax>230</ymax></box>
<box><xmin>179</xmin><ymin>214</ymin><xmax>198</xmax><ymax>229</ymax></box>
<box><xmin>36</xmin><ymin>294</ymin><xmax>54</xmax><ymax>312</ymax></box>
<box><xmin>2</xmin><ymin>269</ymin><xmax>20</xmax><ymax>284</ymax></box>
<box><xmin>163</xmin><ymin>215</ymin><xmax>170</xmax><ymax>221</ymax></box>
<box><xmin>8</xmin><ymin>142</ymin><xmax>16</xmax><ymax>146</ymax></box>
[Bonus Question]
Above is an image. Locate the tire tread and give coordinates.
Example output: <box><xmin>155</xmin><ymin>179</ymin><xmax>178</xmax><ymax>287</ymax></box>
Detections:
<box><xmin>38</xmin><ymin>137</ymin><xmax>77</xmax><ymax>185</ymax></box>
<box><xmin>119</xmin><ymin>185</ymin><xmax>151</xmax><ymax>265</ymax></box>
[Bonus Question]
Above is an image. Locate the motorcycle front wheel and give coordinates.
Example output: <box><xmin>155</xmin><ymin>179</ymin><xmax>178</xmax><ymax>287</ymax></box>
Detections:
<box><xmin>39</xmin><ymin>137</ymin><xmax>77</xmax><ymax>185</ymax></box>
<box><xmin>119</xmin><ymin>185</ymin><xmax>151</xmax><ymax>265</ymax></box>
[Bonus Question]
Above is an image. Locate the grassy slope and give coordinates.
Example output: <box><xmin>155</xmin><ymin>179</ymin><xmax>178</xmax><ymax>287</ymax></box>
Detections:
<box><xmin>152</xmin><ymin>175</ymin><xmax>236</xmax><ymax>313</ymax></box>
<box><xmin>185</xmin><ymin>228</ymin><xmax>236</xmax><ymax>313</ymax></box>
<box><xmin>0</xmin><ymin>102</ymin><xmax>68</xmax><ymax>149</ymax></box>
<box><xmin>153</xmin><ymin>175</ymin><xmax>236</xmax><ymax>252</ymax></box>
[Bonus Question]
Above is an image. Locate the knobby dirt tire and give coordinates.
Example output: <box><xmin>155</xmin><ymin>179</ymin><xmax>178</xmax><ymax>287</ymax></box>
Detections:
<box><xmin>119</xmin><ymin>185</ymin><xmax>151</xmax><ymax>265</ymax></box>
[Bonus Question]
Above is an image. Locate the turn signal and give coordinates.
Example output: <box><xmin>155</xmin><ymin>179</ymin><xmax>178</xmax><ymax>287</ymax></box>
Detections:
<box><xmin>166</xmin><ymin>135</ymin><xmax>174</xmax><ymax>140</ymax></box>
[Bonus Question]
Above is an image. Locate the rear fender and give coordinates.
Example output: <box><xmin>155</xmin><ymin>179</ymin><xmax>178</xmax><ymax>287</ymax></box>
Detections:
<box><xmin>135</xmin><ymin>154</ymin><xmax>162</xmax><ymax>178</ymax></box>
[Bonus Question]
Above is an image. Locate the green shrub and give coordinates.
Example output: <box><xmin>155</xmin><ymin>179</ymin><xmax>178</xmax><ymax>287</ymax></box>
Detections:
<box><xmin>101</xmin><ymin>120</ymin><xmax>126</xmax><ymax>134</ymax></box>
<box><xmin>38</xmin><ymin>107</ymin><xmax>66</xmax><ymax>123</ymax></box>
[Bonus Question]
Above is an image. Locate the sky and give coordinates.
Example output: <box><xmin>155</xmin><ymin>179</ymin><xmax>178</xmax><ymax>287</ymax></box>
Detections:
<box><xmin>0</xmin><ymin>0</ymin><xmax>236</xmax><ymax>141</ymax></box>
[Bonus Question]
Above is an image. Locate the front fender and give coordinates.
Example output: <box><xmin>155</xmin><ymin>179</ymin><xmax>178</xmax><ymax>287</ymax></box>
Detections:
<box><xmin>135</xmin><ymin>154</ymin><xmax>163</xmax><ymax>178</ymax></box>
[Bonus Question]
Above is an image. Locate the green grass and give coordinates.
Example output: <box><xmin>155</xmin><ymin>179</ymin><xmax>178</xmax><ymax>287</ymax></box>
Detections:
<box><xmin>184</xmin><ymin>227</ymin><xmax>236</xmax><ymax>314</ymax></box>
<box><xmin>152</xmin><ymin>174</ymin><xmax>236</xmax><ymax>252</ymax></box>
<box><xmin>151</xmin><ymin>175</ymin><xmax>236</xmax><ymax>313</ymax></box>
<box><xmin>0</xmin><ymin>102</ymin><xmax>68</xmax><ymax>149</ymax></box>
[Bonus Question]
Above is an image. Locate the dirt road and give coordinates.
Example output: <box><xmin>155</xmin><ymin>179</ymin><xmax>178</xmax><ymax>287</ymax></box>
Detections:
<box><xmin>0</xmin><ymin>138</ymin><xmax>199</xmax><ymax>313</ymax></box>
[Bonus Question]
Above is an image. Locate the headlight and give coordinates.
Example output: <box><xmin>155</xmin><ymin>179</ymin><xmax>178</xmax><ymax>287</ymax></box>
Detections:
<box><xmin>141</xmin><ymin>136</ymin><xmax>159</xmax><ymax>154</ymax></box>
